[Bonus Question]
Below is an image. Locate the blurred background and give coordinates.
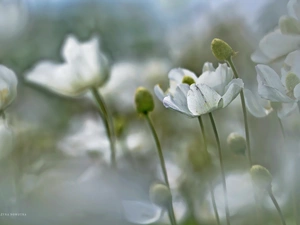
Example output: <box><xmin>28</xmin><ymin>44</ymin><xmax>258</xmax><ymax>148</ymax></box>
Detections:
<box><xmin>0</xmin><ymin>0</ymin><xmax>297</xmax><ymax>225</ymax></box>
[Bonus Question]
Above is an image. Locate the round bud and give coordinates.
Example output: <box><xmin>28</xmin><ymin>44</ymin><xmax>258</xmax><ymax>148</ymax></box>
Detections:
<box><xmin>250</xmin><ymin>165</ymin><xmax>272</xmax><ymax>191</ymax></box>
<box><xmin>134</xmin><ymin>87</ymin><xmax>154</xmax><ymax>114</ymax></box>
<box><xmin>285</xmin><ymin>72</ymin><xmax>300</xmax><ymax>95</ymax></box>
<box><xmin>182</xmin><ymin>75</ymin><xmax>195</xmax><ymax>86</ymax></box>
<box><xmin>211</xmin><ymin>38</ymin><xmax>235</xmax><ymax>61</ymax></box>
<box><xmin>188</xmin><ymin>147</ymin><xmax>211</xmax><ymax>173</ymax></box>
<box><xmin>149</xmin><ymin>183</ymin><xmax>172</xmax><ymax>208</ymax></box>
<box><xmin>227</xmin><ymin>133</ymin><xmax>246</xmax><ymax>155</ymax></box>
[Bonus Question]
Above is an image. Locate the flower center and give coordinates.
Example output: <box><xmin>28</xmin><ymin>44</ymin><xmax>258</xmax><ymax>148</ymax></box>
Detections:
<box><xmin>182</xmin><ymin>76</ymin><xmax>195</xmax><ymax>85</ymax></box>
<box><xmin>0</xmin><ymin>88</ymin><xmax>8</xmax><ymax>104</ymax></box>
<box><xmin>285</xmin><ymin>72</ymin><xmax>300</xmax><ymax>98</ymax></box>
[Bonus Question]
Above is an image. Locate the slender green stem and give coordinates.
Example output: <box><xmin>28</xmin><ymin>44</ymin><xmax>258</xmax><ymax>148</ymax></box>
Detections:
<box><xmin>209</xmin><ymin>113</ymin><xmax>231</xmax><ymax>225</ymax></box>
<box><xmin>208</xmin><ymin>180</ymin><xmax>221</xmax><ymax>225</ymax></box>
<box><xmin>268</xmin><ymin>190</ymin><xmax>287</xmax><ymax>225</ymax></box>
<box><xmin>90</xmin><ymin>87</ymin><xmax>116</xmax><ymax>168</ymax></box>
<box><xmin>226</xmin><ymin>58</ymin><xmax>252</xmax><ymax>166</ymax></box>
<box><xmin>198</xmin><ymin>117</ymin><xmax>221</xmax><ymax>225</ymax></box>
<box><xmin>145</xmin><ymin>113</ymin><xmax>177</xmax><ymax>225</ymax></box>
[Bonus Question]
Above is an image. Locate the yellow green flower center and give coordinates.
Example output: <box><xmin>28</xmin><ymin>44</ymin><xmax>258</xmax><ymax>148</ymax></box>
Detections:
<box><xmin>182</xmin><ymin>76</ymin><xmax>195</xmax><ymax>85</ymax></box>
<box><xmin>285</xmin><ymin>72</ymin><xmax>300</xmax><ymax>97</ymax></box>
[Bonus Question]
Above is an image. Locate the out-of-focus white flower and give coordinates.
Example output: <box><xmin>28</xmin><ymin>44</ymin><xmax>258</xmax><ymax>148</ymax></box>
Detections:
<box><xmin>155</xmin><ymin>63</ymin><xmax>243</xmax><ymax>117</ymax></box>
<box><xmin>0</xmin><ymin>119</ymin><xmax>14</xmax><ymax>160</ymax></box>
<box><xmin>0</xmin><ymin>65</ymin><xmax>18</xmax><ymax>111</ymax></box>
<box><xmin>26</xmin><ymin>35</ymin><xmax>110</xmax><ymax>97</ymax></box>
<box><xmin>0</xmin><ymin>1</ymin><xmax>28</xmax><ymax>41</ymax></box>
<box><xmin>252</xmin><ymin>0</ymin><xmax>300</xmax><ymax>63</ymax></box>
<box><xmin>244</xmin><ymin>89</ymin><xmax>273</xmax><ymax>118</ymax></box>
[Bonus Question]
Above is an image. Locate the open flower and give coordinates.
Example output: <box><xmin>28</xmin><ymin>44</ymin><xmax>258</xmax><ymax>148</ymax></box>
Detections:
<box><xmin>26</xmin><ymin>35</ymin><xmax>110</xmax><ymax>97</ymax></box>
<box><xmin>154</xmin><ymin>63</ymin><xmax>243</xmax><ymax>117</ymax></box>
<box><xmin>0</xmin><ymin>65</ymin><xmax>18</xmax><ymax>111</ymax></box>
<box><xmin>252</xmin><ymin>0</ymin><xmax>300</xmax><ymax>63</ymax></box>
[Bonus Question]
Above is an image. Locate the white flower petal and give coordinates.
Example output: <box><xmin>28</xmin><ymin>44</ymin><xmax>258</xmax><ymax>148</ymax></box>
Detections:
<box><xmin>287</xmin><ymin>0</ymin><xmax>300</xmax><ymax>20</ymax></box>
<box><xmin>258</xmin><ymin>29</ymin><xmax>300</xmax><ymax>60</ymax></box>
<box><xmin>168</xmin><ymin>68</ymin><xmax>197</xmax><ymax>94</ymax></box>
<box><xmin>251</xmin><ymin>49</ymin><xmax>272</xmax><ymax>64</ymax></box>
<box><xmin>154</xmin><ymin>85</ymin><xmax>166</xmax><ymax>102</ymax></box>
<box><xmin>0</xmin><ymin>65</ymin><xmax>17</xmax><ymax>110</ymax></box>
<box><xmin>197</xmin><ymin>63</ymin><xmax>233</xmax><ymax>95</ymax></box>
<box><xmin>279</xmin><ymin>15</ymin><xmax>300</xmax><ymax>34</ymax></box>
<box><xmin>122</xmin><ymin>200</ymin><xmax>162</xmax><ymax>224</ymax></box>
<box><xmin>202</xmin><ymin>62</ymin><xmax>215</xmax><ymax>73</ymax></box>
<box><xmin>256</xmin><ymin>65</ymin><xmax>292</xmax><ymax>102</ymax></box>
<box><xmin>187</xmin><ymin>83</ymin><xmax>222</xmax><ymax>116</ymax></box>
<box><xmin>277</xmin><ymin>102</ymin><xmax>298</xmax><ymax>119</ymax></box>
<box><xmin>284</xmin><ymin>50</ymin><xmax>300</xmax><ymax>76</ymax></box>
<box><xmin>293</xmin><ymin>83</ymin><xmax>300</xmax><ymax>99</ymax></box>
<box><xmin>163</xmin><ymin>84</ymin><xmax>194</xmax><ymax>116</ymax></box>
<box><xmin>244</xmin><ymin>89</ymin><xmax>272</xmax><ymax>118</ymax></box>
<box><xmin>26</xmin><ymin>61</ymin><xmax>83</xmax><ymax>97</ymax></box>
<box><xmin>222</xmin><ymin>78</ymin><xmax>244</xmax><ymax>108</ymax></box>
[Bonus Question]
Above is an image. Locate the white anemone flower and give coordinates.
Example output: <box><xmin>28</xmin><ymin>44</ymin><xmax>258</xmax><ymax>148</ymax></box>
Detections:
<box><xmin>0</xmin><ymin>65</ymin><xmax>18</xmax><ymax>111</ymax></box>
<box><xmin>252</xmin><ymin>0</ymin><xmax>300</xmax><ymax>63</ymax></box>
<box><xmin>154</xmin><ymin>63</ymin><xmax>244</xmax><ymax>117</ymax></box>
<box><xmin>26</xmin><ymin>35</ymin><xmax>110</xmax><ymax>97</ymax></box>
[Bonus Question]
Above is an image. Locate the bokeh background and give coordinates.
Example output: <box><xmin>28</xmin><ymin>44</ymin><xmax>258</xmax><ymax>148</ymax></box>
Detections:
<box><xmin>0</xmin><ymin>0</ymin><xmax>298</xmax><ymax>225</ymax></box>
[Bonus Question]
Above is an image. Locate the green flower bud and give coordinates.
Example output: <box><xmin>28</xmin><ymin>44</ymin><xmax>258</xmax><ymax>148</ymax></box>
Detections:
<box><xmin>285</xmin><ymin>72</ymin><xmax>300</xmax><ymax>97</ymax></box>
<box><xmin>188</xmin><ymin>146</ymin><xmax>211</xmax><ymax>173</ymax></box>
<box><xmin>250</xmin><ymin>165</ymin><xmax>272</xmax><ymax>191</ymax></box>
<box><xmin>182</xmin><ymin>76</ymin><xmax>195</xmax><ymax>86</ymax></box>
<box><xmin>149</xmin><ymin>183</ymin><xmax>172</xmax><ymax>208</ymax></box>
<box><xmin>211</xmin><ymin>38</ymin><xmax>235</xmax><ymax>61</ymax></box>
<box><xmin>134</xmin><ymin>87</ymin><xmax>154</xmax><ymax>114</ymax></box>
<box><xmin>227</xmin><ymin>133</ymin><xmax>246</xmax><ymax>155</ymax></box>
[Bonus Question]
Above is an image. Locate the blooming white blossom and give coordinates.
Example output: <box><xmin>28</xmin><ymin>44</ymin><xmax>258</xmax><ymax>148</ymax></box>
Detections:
<box><xmin>252</xmin><ymin>0</ymin><xmax>300</xmax><ymax>63</ymax></box>
<box><xmin>154</xmin><ymin>63</ymin><xmax>243</xmax><ymax>117</ymax></box>
<box><xmin>0</xmin><ymin>65</ymin><xmax>18</xmax><ymax>111</ymax></box>
<box><xmin>26</xmin><ymin>35</ymin><xmax>110</xmax><ymax>97</ymax></box>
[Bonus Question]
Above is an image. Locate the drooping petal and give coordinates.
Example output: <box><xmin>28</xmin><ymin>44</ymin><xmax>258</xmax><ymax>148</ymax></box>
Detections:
<box><xmin>168</xmin><ymin>68</ymin><xmax>197</xmax><ymax>94</ymax></box>
<box><xmin>25</xmin><ymin>61</ymin><xmax>83</xmax><ymax>97</ymax></box>
<box><xmin>122</xmin><ymin>200</ymin><xmax>162</xmax><ymax>224</ymax></box>
<box><xmin>154</xmin><ymin>85</ymin><xmax>166</xmax><ymax>102</ymax></box>
<box><xmin>202</xmin><ymin>62</ymin><xmax>215</xmax><ymax>73</ymax></box>
<box><xmin>197</xmin><ymin>63</ymin><xmax>233</xmax><ymax>95</ymax></box>
<box><xmin>222</xmin><ymin>78</ymin><xmax>244</xmax><ymax>108</ymax></box>
<box><xmin>279</xmin><ymin>15</ymin><xmax>300</xmax><ymax>34</ymax></box>
<box><xmin>187</xmin><ymin>83</ymin><xmax>222</xmax><ymax>116</ymax></box>
<box><xmin>244</xmin><ymin>89</ymin><xmax>273</xmax><ymax>118</ymax></box>
<box><xmin>276</xmin><ymin>102</ymin><xmax>298</xmax><ymax>119</ymax></box>
<box><xmin>163</xmin><ymin>84</ymin><xmax>194</xmax><ymax>116</ymax></box>
<box><xmin>256</xmin><ymin>65</ymin><xmax>293</xmax><ymax>102</ymax></box>
<box><xmin>258</xmin><ymin>29</ymin><xmax>300</xmax><ymax>60</ymax></box>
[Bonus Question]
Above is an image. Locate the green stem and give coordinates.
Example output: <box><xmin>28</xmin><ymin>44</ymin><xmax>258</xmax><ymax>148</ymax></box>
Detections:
<box><xmin>209</xmin><ymin>113</ymin><xmax>231</xmax><ymax>225</ymax></box>
<box><xmin>268</xmin><ymin>190</ymin><xmax>287</xmax><ymax>225</ymax></box>
<box><xmin>145</xmin><ymin>113</ymin><xmax>177</xmax><ymax>225</ymax></box>
<box><xmin>198</xmin><ymin>117</ymin><xmax>221</xmax><ymax>225</ymax></box>
<box><xmin>226</xmin><ymin>58</ymin><xmax>252</xmax><ymax>166</ymax></box>
<box><xmin>90</xmin><ymin>87</ymin><xmax>116</xmax><ymax>169</ymax></box>
<box><xmin>278</xmin><ymin>117</ymin><xmax>299</xmax><ymax>225</ymax></box>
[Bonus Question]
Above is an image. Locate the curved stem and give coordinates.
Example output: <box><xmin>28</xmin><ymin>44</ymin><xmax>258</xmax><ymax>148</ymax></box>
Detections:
<box><xmin>145</xmin><ymin>114</ymin><xmax>177</xmax><ymax>225</ymax></box>
<box><xmin>226</xmin><ymin>58</ymin><xmax>252</xmax><ymax>166</ymax></box>
<box><xmin>209</xmin><ymin>113</ymin><xmax>231</xmax><ymax>225</ymax></box>
<box><xmin>208</xmin><ymin>180</ymin><xmax>221</xmax><ymax>225</ymax></box>
<box><xmin>90</xmin><ymin>87</ymin><xmax>116</xmax><ymax>169</ymax></box>
<box><xmin>269</xmin><ymin>190</ymin><xmax>287</xmax><ymax>225</ymax></box>
<box><xmin>198</xmin><ymin>117</ymin><xmax>220</xmax><ymax>225</ymax></box>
